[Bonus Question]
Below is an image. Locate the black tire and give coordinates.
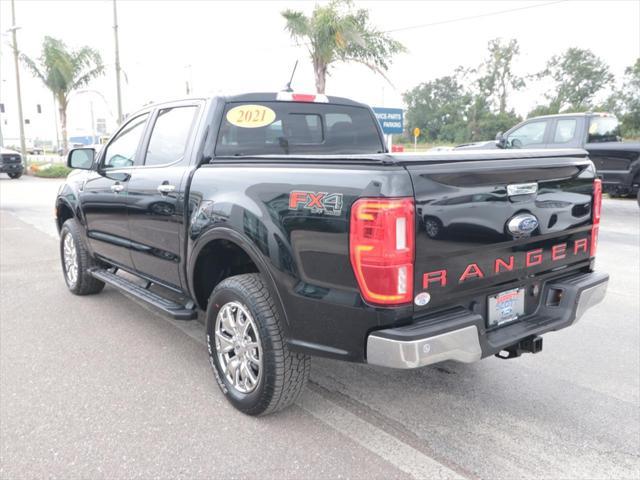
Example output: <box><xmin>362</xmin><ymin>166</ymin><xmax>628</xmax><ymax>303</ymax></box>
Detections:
<box><xmin>424</xmin><ymin>216</ymin><xmax>442</xmax><ymax>239</ymax></box>
<box><xmin>8</xmin><ymin>172</ymin><xmax>22</xmax><ymax>179</ymax></box>
<box><xmin>59</xmin><ymin>218</ymin><xmax>105</xmax><ymax>295</ymax></box>
<box><xmin>637</xmin><ymin>188</ymin><xmax>640</xmax><ymax>207</ymax></box>
<box><xmin>206</xmin><ymin>273</ymin><xmax>310</xmax><ymax>416</ymax></box>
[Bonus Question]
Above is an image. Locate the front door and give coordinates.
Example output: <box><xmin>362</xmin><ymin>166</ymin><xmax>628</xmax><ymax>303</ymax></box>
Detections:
<box><xmin>505</xmin><ymin>119</ymin><xmax>550</xmax><ymax>149</ymax></box>
<box><xmin>126</xmin><ymin>103</ymin><xmax>201</xmax><ymax>288</ymax></box>
<box><xmin>80</xmin><ymin>113</ymin><xmax>150</xmax><ymax>268</ymax></box>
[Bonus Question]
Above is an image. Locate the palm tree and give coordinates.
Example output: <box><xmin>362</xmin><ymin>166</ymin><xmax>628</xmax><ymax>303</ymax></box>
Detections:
<box><xmin>21</xmin><ymin>36</ymin><xmax>104</xmax><ymax>154</ymax></box>
<box><xmin>282</xmin><ymin>0</ymin><xmax>405</xmax><ymax>94</ymax></box>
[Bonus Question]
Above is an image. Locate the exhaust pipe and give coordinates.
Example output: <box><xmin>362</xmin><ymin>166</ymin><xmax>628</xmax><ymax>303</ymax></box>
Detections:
<box><xmin>495</xmin><ymin>335</ymin><xmax>543</xmax><ymax>359</ymax></box>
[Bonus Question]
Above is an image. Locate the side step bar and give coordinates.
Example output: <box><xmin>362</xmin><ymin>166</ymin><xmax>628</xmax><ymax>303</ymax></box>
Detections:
<box><xmin>89</xmin><ymin>269</ymin><xmax>197</xmax><ymax>320</ymax></box>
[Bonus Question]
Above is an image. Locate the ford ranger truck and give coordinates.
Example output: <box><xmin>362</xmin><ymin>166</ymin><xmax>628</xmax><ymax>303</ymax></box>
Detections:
<box><xmin>56</xmin><ymin>93</ymin><xmax>609</xmax><ymax>415</ymax></box>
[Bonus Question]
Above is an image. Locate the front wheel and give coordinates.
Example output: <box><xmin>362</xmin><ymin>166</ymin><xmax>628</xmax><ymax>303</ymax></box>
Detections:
<box><xmin>8</xmin><ymin>172</ymin><xmax>22</xmax><ymax>179</ymax></box>
<box><xmin>206</xmin><ymin>273</ymin><xmax>310</xmax><ymax>416</ymax></box>
<box><xmin>60</xmin><ymin>219</ymin><xmax>105</xmax><ymax>295</ymax></box>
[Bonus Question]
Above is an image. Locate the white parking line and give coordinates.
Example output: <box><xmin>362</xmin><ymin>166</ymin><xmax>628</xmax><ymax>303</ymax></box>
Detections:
<box><xmin>299</xmin><ymin>388</ymin><xmax>466</xmax><ymax>480</ymax></box>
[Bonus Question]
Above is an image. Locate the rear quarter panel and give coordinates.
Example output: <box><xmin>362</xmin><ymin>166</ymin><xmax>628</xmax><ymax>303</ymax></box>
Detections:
<box><xmin>187</xmin><ymin>162</ymin><xmax>414</xmax><ymax>361</ymax></box>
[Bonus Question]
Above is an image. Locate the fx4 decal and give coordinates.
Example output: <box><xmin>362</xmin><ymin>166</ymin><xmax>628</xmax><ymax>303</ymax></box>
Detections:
<box><xmin>289</xmin><ymin>191</ymin><xmax>343</xmax><ymax>216</ymax></box>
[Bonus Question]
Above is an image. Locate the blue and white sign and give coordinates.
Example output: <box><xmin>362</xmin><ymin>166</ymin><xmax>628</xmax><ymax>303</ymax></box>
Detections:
<box><xmin>372</xmin><ymin>107</ymin><xmax>404</xmax><ymax>134</ymax></box>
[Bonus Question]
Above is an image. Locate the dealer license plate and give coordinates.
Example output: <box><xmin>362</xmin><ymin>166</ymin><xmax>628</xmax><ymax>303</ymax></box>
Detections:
<box><xmin>488</xmin><ymin>288</ymin><xmax>525</xmax><ymax>327</ymax></box>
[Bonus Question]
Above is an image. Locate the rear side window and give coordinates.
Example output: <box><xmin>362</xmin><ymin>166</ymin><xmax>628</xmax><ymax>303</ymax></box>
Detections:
<box><xmin>215</xmin><ymin>102</ymin><xmax>383</xmax><ymax>156</ymax></box>
<box><xmin>588</xmin><ymin>116</ymin><xmax>620</xmax><ymax>143</ymax></box>
<box><xmin>553</xmin><ymin>119</ymin><xmax>577</xmax><ymax>143</ymax></box>
<box><xmin>145</xmin><ymin>106</ymin><xmax>198</xmax><ymax>166</ymax></box>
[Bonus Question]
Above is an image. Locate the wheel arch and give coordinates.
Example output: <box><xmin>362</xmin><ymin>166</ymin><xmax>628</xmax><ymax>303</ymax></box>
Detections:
<box><xmin>55</xmin><ymin>198</ymin><xmax>76</xmax><ymax>233</ymax></box>
<box><xmin>188</xmin><ymin>227</ymin><xmax>291</xmax><ymax>331</ymax></box>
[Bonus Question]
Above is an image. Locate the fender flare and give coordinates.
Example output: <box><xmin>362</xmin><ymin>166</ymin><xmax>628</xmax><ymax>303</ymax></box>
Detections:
<box><xmin>55</xmin><ymin>196</ymin><xmax>78</xmax><ymax>230</ymax></box>
<box><xmin>187</xmin><ymin>227</ymin><xmax>291</xmax><ymax>331</ymax></box>
<box><xmin>55</xmin><ymin>184</ymin><xmax>89</xmax><ymax>235</ymax></box>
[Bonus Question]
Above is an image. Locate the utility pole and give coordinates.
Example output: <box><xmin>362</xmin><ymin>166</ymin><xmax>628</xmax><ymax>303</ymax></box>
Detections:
<box><xmin>113</xmin><ymin>0</ymin><xmax>123</xmax><ymax>125</ymax></box>
<box><xmin>10</xmin><ymin>0</ymin><xmax>27</xmax><ymax>170</ymax></box>
<box><xmin>52</xmin><ymin>92</ymin><xmax>60</xmax><ymax>152</ymax></box>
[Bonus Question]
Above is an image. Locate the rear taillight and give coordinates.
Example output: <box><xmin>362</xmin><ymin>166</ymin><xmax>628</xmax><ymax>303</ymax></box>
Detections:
<box><xmin>350</xmin><ymin>197</ymin><xmax>415</xmax><ymax>306</ymax></box>
<box><xmin>591</xmin><ymin>178</ymin><xmax>602</xmax><ymax>257</ymax></box>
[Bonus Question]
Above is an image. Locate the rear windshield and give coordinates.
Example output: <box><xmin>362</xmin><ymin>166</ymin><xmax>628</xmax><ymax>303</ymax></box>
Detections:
<box><xmin>588</xmin><ymin>116</ymin><xmax>621</xmax><ymax>143</ymax></box>
<box><xmin>215</xmin><ymin>101</ymin><xmax>384</xmax><ymax>156</ymax></box>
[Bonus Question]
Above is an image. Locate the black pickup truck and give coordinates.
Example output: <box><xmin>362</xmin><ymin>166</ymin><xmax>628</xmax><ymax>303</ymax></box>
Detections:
<box><xmin>56</xmin><ymin>92</ymin><xmax>609</xmax><ymax>415</ymax></box>
<box><xmin>0</xmin><ymin>147</ymin><xmax>24</xmax><ymax>179</ymax></box>
<box><xmin>457</xmin><ymin>112</ymin><xmax>640</xmax><ymax>200</ymax></box>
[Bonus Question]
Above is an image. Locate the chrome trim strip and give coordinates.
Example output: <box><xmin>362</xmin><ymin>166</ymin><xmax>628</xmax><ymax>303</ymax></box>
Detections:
<box><xmin>573</xmin><ymin>280</ymin><xmax>608</xmax><ymax>324</ymax></box>
<box><xmin>367</xmin><ymin>325</ymin><xmax>482</xmax><ymax>369</ymax></box>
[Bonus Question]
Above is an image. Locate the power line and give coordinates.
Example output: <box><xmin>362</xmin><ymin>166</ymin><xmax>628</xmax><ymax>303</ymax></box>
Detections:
<box><xmin>385</xmin><ymin>1</ymin><xmax>567</xmax><ymax>33</ymax></box>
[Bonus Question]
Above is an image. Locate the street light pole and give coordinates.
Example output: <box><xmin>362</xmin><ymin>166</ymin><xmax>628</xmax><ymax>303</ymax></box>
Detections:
<box><xmin>113</xmin><ymin>0</ymin><xmax>123</xmax><ymax>125</ymax></box>
<box><xmin>10</xmin><ymin>0</ymin><xmax>27</xmax><ymax>170</ymax></box>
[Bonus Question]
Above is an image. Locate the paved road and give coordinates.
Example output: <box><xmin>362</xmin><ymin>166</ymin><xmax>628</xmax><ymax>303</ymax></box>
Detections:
<box><xmin>1</xmin><ymin>175</ymin><xmax>639</xmax><ymax>479</ymax></box>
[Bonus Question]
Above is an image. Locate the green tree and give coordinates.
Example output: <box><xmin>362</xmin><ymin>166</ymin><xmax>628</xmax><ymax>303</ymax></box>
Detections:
<box><xmin>527</xmin><ymin>102</ymin><xmax>560</xmax><ymax>118</ymax></box>
<box><xmin>616</xmin><ymin>58</ymin><xmax>640</xmax><ymax>137</ymax></box>
<box><xmin>478</xmin><ymin>38</ymin><xmax>525</xmax><ymax>114</ymax></box>
<box><xmin>21</xmin><ymin>36</ymin><xmax>104</xmax><ymax>153</ymax></box>
<box><xmin>538</xmin><ymin>48</ymin><xmax>613</xmax><ymax>111</ymax></box>
<box><xmin>403</xmin><ymin>76</ymin><xmax>471</xmax><ymax>143</ymax></box>
<box><xmin>281</xmin><ymin>0</ymin><xmax>405</xmax><ymax>93</ymax></box>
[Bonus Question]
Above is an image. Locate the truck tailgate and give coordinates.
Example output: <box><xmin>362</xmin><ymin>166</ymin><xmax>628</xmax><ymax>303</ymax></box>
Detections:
<box><xmin>406</xmin><ymin>153</ymin><xmax>597</xmax><ymax>314</ymax></box>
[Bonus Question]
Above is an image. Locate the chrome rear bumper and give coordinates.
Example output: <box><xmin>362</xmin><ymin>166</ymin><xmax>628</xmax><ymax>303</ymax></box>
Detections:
<box><xmin>367</xmin><ymin>271</ymin><xmax>609</xmax><ymax>369</ymax></box>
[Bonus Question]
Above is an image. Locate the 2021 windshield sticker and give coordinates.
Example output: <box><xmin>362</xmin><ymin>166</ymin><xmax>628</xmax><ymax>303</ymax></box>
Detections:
<box><xmin>289</xmin><ymin>191</ymin><xmax>343</xmax><ymax>216</ymax></box>
<box><xmin>226</xmin><ymin>104</ymin><xmax>276</xmax><ymax>128</ymax></box>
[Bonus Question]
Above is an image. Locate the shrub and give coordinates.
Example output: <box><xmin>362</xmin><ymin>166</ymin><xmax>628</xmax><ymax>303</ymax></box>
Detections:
<box><xmin>34</xmin><ymin>164</ymin><xmax>71</xmax><ymax>178</ymax></box>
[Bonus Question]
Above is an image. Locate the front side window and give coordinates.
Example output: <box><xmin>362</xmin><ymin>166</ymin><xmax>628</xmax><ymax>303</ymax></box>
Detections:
<box><xmin>102</xmin><ymin>114</ymin><xmax>149</xmax><ymax>169</ymax></box>
<box><xmin>507</xmin><ymin>121</ymin><xmax>548</xmax><ymax>148</ymax></box>
<box><xmin>145</xmin><ymin>106</ymin><xmax>198</xmax><ymax>166</ymax></box>
<box><xmin>553</xmin><ymin>119</ymin><xmax>577</xmax><ymax>143</ymax></box>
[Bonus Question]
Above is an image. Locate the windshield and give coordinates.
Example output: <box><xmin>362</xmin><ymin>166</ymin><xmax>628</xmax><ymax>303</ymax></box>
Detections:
<box><xmin>588</xmin><ymin>116</ymin><xmax>621</xmax><ymax>143</ymax></box>
<box><xmin>215</xmin><ymin>101</ymin><xmax>384</xmax><ymax>156</ymax></box>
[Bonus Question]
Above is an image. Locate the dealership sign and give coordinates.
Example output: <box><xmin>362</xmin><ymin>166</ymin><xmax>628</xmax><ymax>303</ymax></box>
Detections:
<box><xmin>372</xmin><ymin>107</ymin><xmax>403</xmax><ymax>134</ymax></box>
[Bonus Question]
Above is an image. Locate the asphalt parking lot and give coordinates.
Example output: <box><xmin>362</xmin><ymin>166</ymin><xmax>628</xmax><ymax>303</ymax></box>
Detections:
<box><xmin>1</xmin><ymin>175</ymin><xmax>639</xmax><ymax>479</ymax></box>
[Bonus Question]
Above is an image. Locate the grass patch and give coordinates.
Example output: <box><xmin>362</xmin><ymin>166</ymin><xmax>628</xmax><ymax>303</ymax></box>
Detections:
<box><xmin>34</xmin><ymin>164</ymin><xmax>71</xmax><ymax>178</ymax></box>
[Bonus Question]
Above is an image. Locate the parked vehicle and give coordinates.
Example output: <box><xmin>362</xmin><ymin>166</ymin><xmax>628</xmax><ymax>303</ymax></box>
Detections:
<box><xmin>56</xmin><ymin>93</ymin><xmax>609</xmax><ymax>415</ymax></box>
<box><xmin>456</xmin><ymin>112</ymin><xmax>640</xmax><ymax>199</ymax></box>
<box><xmin>0</xmin><ymin>147</ymin><xmax>24</xmax><ymax>179</ymax></box>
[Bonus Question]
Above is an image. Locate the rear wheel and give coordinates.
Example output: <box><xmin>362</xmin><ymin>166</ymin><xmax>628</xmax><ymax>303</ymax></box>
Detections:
<box><xmin>424</xmin><ymin>216</ymin><xmax>442</xmax><ymax>239</ymax></box>
<box><xmin>8</xmin><ymin>172</ymin><xmax>22</xmax><ymax>179</ymax></box>
<box><xmin>60</xmin><ymin>219</ymin><xmax>105</xmax><ymax>295</ymax></box>
<box><xmin>206</xmin><ymin>273</ymin><xmax>310</xmax><ymax>416</ymax></box>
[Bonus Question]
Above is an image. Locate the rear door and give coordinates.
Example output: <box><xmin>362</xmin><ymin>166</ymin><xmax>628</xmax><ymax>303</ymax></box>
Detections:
<box><xmin>81</xmin><ymin>113</ymin><xmax>150</xmax><ymax>268</ymax></box>
<box><xmin>546</xmin><ymin>116</ymin><xmax>583</xmax><ymax>149</ymax></box>
<box><xmin>407</xmin><ymin>152</ymin><xmax>596</xmax><ymax>316</ymax></box>
<box><xmin>126</xmin><ymin>102</ymin><xmax>201</xmax><ymax>288</ymax></box>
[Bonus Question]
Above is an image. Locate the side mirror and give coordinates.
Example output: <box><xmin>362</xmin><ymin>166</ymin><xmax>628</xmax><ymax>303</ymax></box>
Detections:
<box><xmin>495</xmin><ymin>131</ymin><xmax>507</xmax><ymax>149</ymax></box>
<box><xmin>67</xmin><ymin>148</ymin><xmax>95</xmax><ymax>170</ymax></box>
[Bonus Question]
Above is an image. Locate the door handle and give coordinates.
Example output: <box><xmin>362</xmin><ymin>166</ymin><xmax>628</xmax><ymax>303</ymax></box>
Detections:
<box><xmin>157</xmin><ymin>184</ymin><xmax>176</xmax><ymax>195</ymax></box>
<box><xmin>111</xmin><ymin>183</ymin><xmax>124</xmax><ymax>193</ymax></box>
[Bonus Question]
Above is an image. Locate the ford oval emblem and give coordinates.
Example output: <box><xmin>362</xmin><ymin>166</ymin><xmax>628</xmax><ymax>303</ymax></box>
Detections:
<box><xmin>507</xmin><ymin>213</ymin><xmax>539</xmax><ymax>238</ymax></box>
